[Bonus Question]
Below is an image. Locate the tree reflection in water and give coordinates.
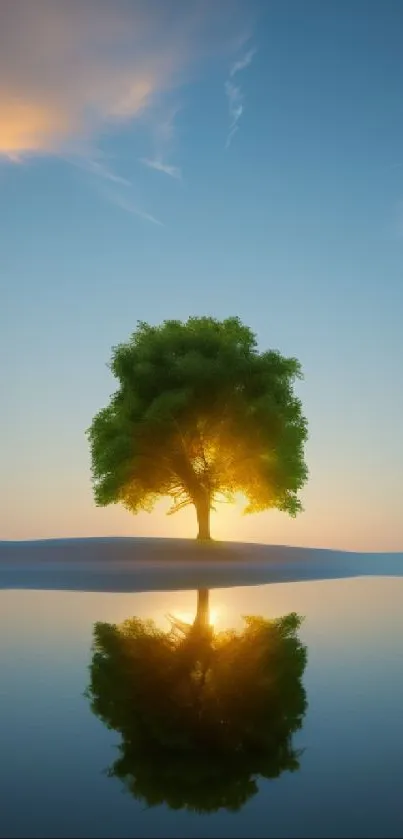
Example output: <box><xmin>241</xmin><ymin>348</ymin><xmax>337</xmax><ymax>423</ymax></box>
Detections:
<box><xmin>86</xmin><ymin>589</ymin><xmax>308</xmax><ymax>813</ymax></box>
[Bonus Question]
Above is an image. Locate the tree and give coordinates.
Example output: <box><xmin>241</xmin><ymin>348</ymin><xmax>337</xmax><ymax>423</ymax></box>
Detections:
<box><xmin>87</xmin><ymin>316</ymin><xmax>308</xmax><ymax>540</ymax></box>
<box><xmin>85</xmin><ymin>596</ymin><xmax>307</xmax><ymax>813</ymax></box>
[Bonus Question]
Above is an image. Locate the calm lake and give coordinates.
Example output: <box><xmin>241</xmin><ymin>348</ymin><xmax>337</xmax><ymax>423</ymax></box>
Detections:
<box><xmin>1</xmin><ymin>576</ymin><xmax>403</xmax><ymax>838</ymax></box>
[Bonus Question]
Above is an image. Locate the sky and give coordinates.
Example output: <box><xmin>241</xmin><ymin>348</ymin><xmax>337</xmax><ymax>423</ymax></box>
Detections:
<box><xmin>1</xmin><ymin>0</ymin><xmax>402</xmax><ymax>551</ymax></box>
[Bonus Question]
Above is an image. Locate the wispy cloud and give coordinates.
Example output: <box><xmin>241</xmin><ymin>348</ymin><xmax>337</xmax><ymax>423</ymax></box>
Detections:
<box><xmin>229</xmin><ymin>46</ymin><xmax>257</xmax><ymax>78</ymax></box>
<box><xmin>0</xmin><ymin>1</ymin><xmax>249</xmax><ymax>161</ymax></box>
<box><xmin>64</xmin><ymin>151</ymin><xmax>162</xmax><ymax>221</ymax></box>
<box><xmin>225</xmin><ymin>45</ymin><xmax>256</xmax><ymax>148</ymax></box>
<box><xmin>100</xmin><ymin>190</ymin><xmax>163</xmax><ymax>226</ymax></box>
<box><xmin>0</xmin><ymin>1</ymin><xmax>253</xmax><ymax>217</ymax></box>
<box><xmin>140</xmin><ymin>104</ymin><xmax>182</xmax><ymax>179</ymax></box>
<box><xmin>70</xmin><ymin>153</ymin><xmax>164</xmax><ymax>223</ymax></box>
<box><xmin>225</xmin><ymin>81</ymin><xmax>243</xmax><ymax>149</ymax></box>
<box><xmin>140</xmin><ymin>158</ymin><xmax>181</xmax><ymax>179</ymax></box>
<box><xmin>72</xmin><ymin>156</ymin><xmax>132</xmax><ymax>187</ymax></box>
<box><xmin>0</xmin><ymin>2</ymin><xmax>156</xmax><ymax>160</ymax></box>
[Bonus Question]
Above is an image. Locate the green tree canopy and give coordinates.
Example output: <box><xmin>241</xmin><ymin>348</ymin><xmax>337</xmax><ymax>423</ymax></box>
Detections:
<box><xmin>86</xmin><ymin>595</ymin><xmax>308</xmax><ymax>813</ymax></box>
<box><xmin>87</xmin><ymin>316</ymin><xmax>308</xmax><ymax>539</ymax></box>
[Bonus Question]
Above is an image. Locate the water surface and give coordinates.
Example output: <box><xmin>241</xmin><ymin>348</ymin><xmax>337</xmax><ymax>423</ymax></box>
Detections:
<box><xmin>1</xmin><ymin>577</ymin><xmax>403</xmax><ymax>838</ymax></box>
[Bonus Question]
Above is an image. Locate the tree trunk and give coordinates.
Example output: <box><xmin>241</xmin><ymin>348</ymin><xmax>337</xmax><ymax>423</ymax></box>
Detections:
<box><xmin>194</xmin><ymin>588</ymin><xmax>210</xmax><ymax>629</ymax></box>
<box><xmin>196</xmin><ymin>496</ymin><xmax>211</xmax><ymax>540</ymax></box>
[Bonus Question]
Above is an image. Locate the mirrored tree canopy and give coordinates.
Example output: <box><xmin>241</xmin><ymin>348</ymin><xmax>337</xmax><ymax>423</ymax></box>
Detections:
<box><xmin>86</xmin><ymin>589</ymin><xmax>308</xmax><ymax>814</ymax></box>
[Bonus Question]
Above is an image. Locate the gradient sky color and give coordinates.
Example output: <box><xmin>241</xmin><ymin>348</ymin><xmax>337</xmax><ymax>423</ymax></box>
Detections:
<box><xmin>1</xmin><ymin>0</ymin><xmax>402</xmax><ymax>550</ymax></box>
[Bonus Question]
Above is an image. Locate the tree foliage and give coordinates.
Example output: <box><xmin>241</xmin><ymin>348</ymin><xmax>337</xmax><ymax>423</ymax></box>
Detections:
<box><xmin>86</xmin><ymin>599</ymin><xmax>308</xmax><ymax>813</ymax></box>
<box><xmin>87</xmin><ymin>317</ymin><xmax>308</xmax><ymax>538</ymax></box>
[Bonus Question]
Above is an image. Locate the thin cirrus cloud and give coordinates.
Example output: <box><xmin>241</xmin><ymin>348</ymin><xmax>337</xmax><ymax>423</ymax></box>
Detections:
<box><xmin>0</xmin><ymin>0</ymin><xmax>250</xmax><ymax>160</ymax></box>
<box><xmin>0</xmin><ymin>1</ymin><xmax>166</xmax><ymax>160</ymax></box>
<box><xmin>69</xmin><ymin>154</ymin><xmax>163</xmax><ymax>224</ymax></box>
<box><xmin>225</xmin><ymin>46</ymin><xmax>256</xmax><ymax>149</ymax></box>
<box><xmin>0</xmin><ymin>0</ymin><xmax>252</xmax><ymax>218</ymax></box>
<box><xmin>100</xmin><ymin>190</ymin><xmax>164</xmax><ymax>226</ymax></box>
<box><xmin>140</xmin><ymin>158</ymin><xmax>182</xmax><ymax>179</ymax></box>
<box><xmin>139</xmin><ymin>104</ymin><xmax>183</xmax><ymax>179</ymax></box>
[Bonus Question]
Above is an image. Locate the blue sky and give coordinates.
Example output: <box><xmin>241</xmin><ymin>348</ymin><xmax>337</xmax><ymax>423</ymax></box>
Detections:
<box><xmin>1</xmin><ymin>0</ymin><xmax>402</xmax><ymax>549</ymax></box>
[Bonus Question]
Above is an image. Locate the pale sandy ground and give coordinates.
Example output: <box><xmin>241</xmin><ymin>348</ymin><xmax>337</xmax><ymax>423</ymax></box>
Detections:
<box><xmin>0</xmin><ymin>537</ymin><xmax>402</xmax><ymax>592</ymax></box>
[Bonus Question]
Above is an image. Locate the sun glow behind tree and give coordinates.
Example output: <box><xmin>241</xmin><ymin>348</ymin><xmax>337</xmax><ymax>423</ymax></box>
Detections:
<box><xmin>87</xmin><ymin>317</ymin><xmax>309</xmax><ymax>540</ymax></box>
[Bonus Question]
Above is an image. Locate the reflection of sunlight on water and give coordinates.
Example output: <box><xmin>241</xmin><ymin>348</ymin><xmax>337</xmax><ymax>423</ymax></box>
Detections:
<box><xmin>209</xmin><ymin>607</ymin><xmax>222</xmax><ymax>628</ymax></box>
<box><xmin>170</xmin><ymin>606</ymin><xmax>224</xmax><ymax>629</ymax></box>
<box><xmin>168</xmin><ymin>611</ymin><xmax>194</xmax><ymax>627</ymax></box>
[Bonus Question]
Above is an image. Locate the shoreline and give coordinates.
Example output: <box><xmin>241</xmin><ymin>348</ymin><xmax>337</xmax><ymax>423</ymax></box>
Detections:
<box><xmin>0</xmin><ymin>537</ymin><xmax>402</xmax><ymax>593</ymax></box>
<box><xmin>2</xmin><ymin>535</ymin><xmax>402</xmax><ymax>555</ymax></box>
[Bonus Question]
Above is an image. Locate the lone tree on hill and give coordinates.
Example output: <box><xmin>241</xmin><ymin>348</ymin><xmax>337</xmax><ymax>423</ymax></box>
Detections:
<box><xmin>87</xmin><ymin>316</ymin><xmax>308</xmax><ymax>540</ymax></box>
